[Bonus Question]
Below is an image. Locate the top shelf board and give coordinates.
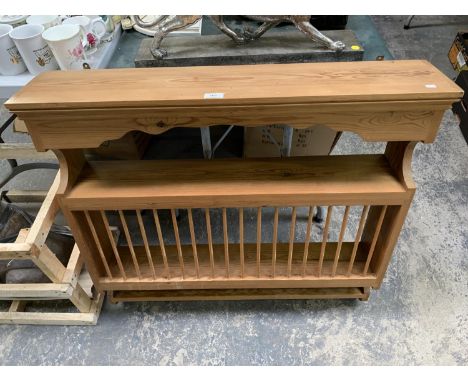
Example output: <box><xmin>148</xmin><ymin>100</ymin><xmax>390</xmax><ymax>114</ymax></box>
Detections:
<box><xmin>5</xmin><ymin>60</ymin><xmax>462</xmax><ymax>112</ymax></box>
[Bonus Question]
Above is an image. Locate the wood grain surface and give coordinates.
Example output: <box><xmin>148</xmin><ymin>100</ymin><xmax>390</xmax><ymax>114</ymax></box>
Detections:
<box><xmin>21</xmin><ymin>106</ymin><xmax>447</xmax><ymax>150</ymax></box>
<box><xmin>5</xmin><ymin>60</ymin><xmax>462</xmax><ymax>111</ymax></box>
<box><xmin>6</xmin><ymin>60</ymin><xmax>461</xmax><ymax>301</ymax></box>
<box><xmin>100</xmin><ymin>242</ymin><xmax>370</xmax><ymax>281</ymax></box>
<box><xmin>63</xmin><ymin>155</ymin><xmax>409</xmax><ymax>210</ymax></box>
<box><xmin>109</xmin><ymin>287</ymin><xmax>369</xmax><ymax>302</ymax></box>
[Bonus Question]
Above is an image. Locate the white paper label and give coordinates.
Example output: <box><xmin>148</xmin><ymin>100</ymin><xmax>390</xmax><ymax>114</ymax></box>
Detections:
<box><xmin>204</xmin><ymin>92</ymin><xmax>224</xmax><ymax>99</ymax></box>
<box><xmin>425</xmin><ymin>84</ymin><xmax>437</xmax><ymax>89</ymax></box>
<box><xmin>457</xmin><ymin>51</ymin><xmax>466</xmax><ymax>68</ymax></box>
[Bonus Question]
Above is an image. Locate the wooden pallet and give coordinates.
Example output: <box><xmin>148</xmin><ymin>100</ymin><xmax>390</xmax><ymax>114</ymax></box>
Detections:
<box><xmin>0</xmin><ymin>173</ymin><xmax>104</xmax><ymax>325</ymax></box>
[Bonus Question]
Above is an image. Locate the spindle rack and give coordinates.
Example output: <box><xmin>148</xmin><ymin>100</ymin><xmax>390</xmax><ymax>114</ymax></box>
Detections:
<box><xmin>5</xmin><ymin>60</ymin><xmax>462</xmax><ymax>303</ymax></box>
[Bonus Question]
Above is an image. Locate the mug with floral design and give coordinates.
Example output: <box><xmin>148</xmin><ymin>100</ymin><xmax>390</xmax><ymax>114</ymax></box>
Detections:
<box><xmin>0</xmin><ymin>23</ymin><xmax>27</xmax><ymax>75</ymax></box>
<box><xmin>42</xmin><ymin>24</ymin><xmax>88</xmax><ymax>71</ymax></box>
<box><xmin>9</xmin><ymin>24</ymin><xmax>58</xmax><ymax>75</ymax></box>
<box><xmin>62</xmin><ymin>16</ymin><xmax>106</xmax><ymax>54</ymax></box>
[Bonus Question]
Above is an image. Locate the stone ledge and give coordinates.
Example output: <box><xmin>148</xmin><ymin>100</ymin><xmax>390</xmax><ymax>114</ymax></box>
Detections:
<box><xmin>135</xmin><ymin>29</ymin><xmax>364</xmax><ymax>67</ymax></box>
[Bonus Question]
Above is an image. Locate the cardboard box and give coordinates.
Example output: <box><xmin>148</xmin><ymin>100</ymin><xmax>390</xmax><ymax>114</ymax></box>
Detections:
<box><xmin>448</xmin><ymin>31</ymin><xmax>468</xmax><ymax>72</ymax></box>
<box><xmin>243</xmin><ymin>125</ymin><xmax>338</xmax><ymax>158</ymax></box>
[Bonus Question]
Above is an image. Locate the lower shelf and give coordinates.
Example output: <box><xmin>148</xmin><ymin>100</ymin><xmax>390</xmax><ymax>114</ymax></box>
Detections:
<box><xmin>109</xmin><ymin>287</ymin><xmax>370</xmax><ymax>302</ymax></box>
<box><xmin>109</xmin><ymin>242</ymin><xmax>370</xmax><ymax>278</ymax></box>
<box><xmin>95</xmin><ymin>242</ymin><xmax>376</xmax><ymax>291</ymax></box>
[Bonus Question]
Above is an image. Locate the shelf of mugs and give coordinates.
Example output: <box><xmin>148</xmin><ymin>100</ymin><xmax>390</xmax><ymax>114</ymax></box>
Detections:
<box><xmin>0</xmin><ymin>20</ymin><xmax>122</xmax><ymax>99</ymax></box>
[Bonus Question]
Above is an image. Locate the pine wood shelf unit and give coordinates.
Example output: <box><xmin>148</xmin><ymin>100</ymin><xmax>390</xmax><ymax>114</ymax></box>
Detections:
<box><xmin>5</xmin><ymin>60</ymin><xmax>462</xmax><ymax>303</ymax></box>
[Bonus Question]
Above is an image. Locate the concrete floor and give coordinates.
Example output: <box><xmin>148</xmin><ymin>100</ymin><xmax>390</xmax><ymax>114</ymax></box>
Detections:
<box><xmin>0</xmin><ymin>16</ymin><xmax>467</xmax><ymax>365</ymax></box>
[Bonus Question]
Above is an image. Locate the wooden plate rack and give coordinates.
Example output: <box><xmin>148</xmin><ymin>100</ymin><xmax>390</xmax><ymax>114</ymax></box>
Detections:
<box><xmin>4</xmin><ymin>60</ymin><xmax>462</xmax><ymax>303</ymax></box>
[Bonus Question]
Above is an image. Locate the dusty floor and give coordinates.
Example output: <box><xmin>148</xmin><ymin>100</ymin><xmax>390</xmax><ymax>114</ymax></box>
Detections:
<box><xmin>0</xmin><ymin>16</ymin><xmax>467</xmax><ymax>365</ymax></box>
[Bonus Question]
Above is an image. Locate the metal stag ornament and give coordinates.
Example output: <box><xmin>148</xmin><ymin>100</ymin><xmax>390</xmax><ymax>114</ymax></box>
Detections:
<box><xmin>134</xmin><ymin>15</ymin><xmax>346</xmax><ymax>58</ymax></box>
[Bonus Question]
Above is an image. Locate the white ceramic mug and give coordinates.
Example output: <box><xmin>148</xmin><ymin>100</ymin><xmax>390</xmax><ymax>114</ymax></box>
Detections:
<box><xmin>42</xmin><ymin>24</ymin><xmax>87</xmax><ymax>71</ymax></box>
<box><xmin>62</xmin><ymin>15</ymin><xmax>106</xmax><ymax>40</ymax></box>
<box><xmin>26</xmin><ymin>15</ymin><xmax>65</xmax><ymax>30</ymax></box>
<box><xmin>9</xmin><ymin>24</ymin><xmax>58</xmax><ymax>75</ymax></box>
<box><xmin>0</xmin><ymin>24</ymin><xmax>27</xmax><ymax>75</ymax></box>
<box><xmin>0</xmin><ymin>15</ymin><xmax>28</xmax><ymax>28</ymax></box>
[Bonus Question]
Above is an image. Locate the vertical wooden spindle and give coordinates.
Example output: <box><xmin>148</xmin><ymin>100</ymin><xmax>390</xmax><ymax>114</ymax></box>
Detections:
<box><xmin>170</xmin><ymin>209</ymin><xmax>184</xmax><ymax>279</ymax></box>
<box><xmin>318</xmin><ymin>206</ymin><xmax>333</xmax><ymax>277</ymax></box>
<box><xmin>100</xmin><ymin>210</ymin><xmax>126</xmax><ymax>279</ymax></box>
<box><xmin>118</xmin><ymin>210</ymin><xmax>141</xmax><ymax>279</ymax></box>
<box><xmin>256</xmin><ymin>207</ymin><xmax>262</xmax><ymax>277</ymax></box>
<box><xmin>222</xmin><ymin>208</ymin><xmax>230</xmax><ymax>278</ymax></box>
<box><xmin>287</xmin><ymin>207</ymin><xmax>297</xmax><ymax>277</ymax></box>
<box><xmin>332</xmin><ymin>206</ymin><xmax>350</xmax><ymax>277</ymax></box>
<box><xmin>347</xmin><ymin>205</ymin><xmax>370</xmax><ymax>276</ymax></box>
<box><xmin>136</xmin><ymin>210</ymin><xmax>156</xmax><ymax>279</ymax></box>
<box><xmin>187</xmin><ymin>208</ymin><xmax>200</xmax><ymax>278</ymax></box>
<box><xmin>239</xmin><ymin>208</ymin><xmax>244</xmax><ymax>278</ymax></box>
<box><xmin>272</xmin><ymin>207</ymin><xmax>279</xmax><ymax>278</ymax></box>
<box><xmin>153</xmin><ymin>209</ymin><xmax>170</xmax><ymax>278</ymax></box>
<box><xmin>205</xmin><ymin>208</ymin><xmax>215</xmax><ymax>278</ymax></box>
<box><xmin>84</xmin><ymin>211</ymin><xmax>112</xmax><ymax>278</ymax></box>
<box><xmin>301</xmin><ymin>206</ymin><xmax>315</xmax><ymax>277</ymax></box>
<box><xmin>363</xmin><ymin>205</ymin><xmax>387</xmax><ymax>275</ymax></box>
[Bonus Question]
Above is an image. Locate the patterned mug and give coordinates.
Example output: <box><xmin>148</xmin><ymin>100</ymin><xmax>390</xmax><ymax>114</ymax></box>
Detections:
<box><xmin>0</xmin><ymin>24</ymin><xmax>27</xmax><ymax>75</ymax></box>
<box><xmin>62</xmin><ymin>16</ymin><xmax>106</xmax><ymax>53</ymax></box>
<box><xmin>42</xmin><ymin>24</ymin><xmax>88</xmax><ymax>71</ymax></box>
<box><xmin>9</xmin><ymin>24</ymin><xmax>58</xmax><ymax>75</ymax></box>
